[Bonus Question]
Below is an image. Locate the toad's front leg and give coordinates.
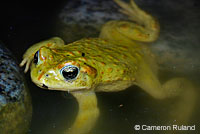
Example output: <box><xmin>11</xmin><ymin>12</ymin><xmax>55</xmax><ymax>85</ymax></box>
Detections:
<box><xmin>65</xmin><ymin>91</ymin><xmax>99</xmax><ymax>134</ymax></box>
<box><xmin>20</xmin><ymin>37</ymin><xmax>64</xmax><ymax>73</ymax></box>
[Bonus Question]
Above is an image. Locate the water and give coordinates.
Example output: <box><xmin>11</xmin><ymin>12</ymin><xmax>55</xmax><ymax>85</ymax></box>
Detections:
<box><xmin>27</xmin><ymin>71</ymin><xmax>200</xmax><ymax>134</ymax></box>
<box><xmin>0</xmin><ymin>0</ymin><xmax>200</xmax><ymax>134</ymax></box>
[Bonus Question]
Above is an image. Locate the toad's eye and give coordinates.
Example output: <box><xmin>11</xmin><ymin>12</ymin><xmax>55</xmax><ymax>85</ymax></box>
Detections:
<box><xmin>60</xmin><ymin>65</ymin><xmax>79</xmax><ymax>80</ymax></box>
<box><xmin>34</xmin><ymin>51</ymin><xmax>39</xmax><ymax>64</ymax></box>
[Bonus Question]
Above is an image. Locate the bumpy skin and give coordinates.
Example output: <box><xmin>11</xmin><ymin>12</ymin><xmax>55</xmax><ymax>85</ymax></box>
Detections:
<box><xmin>20</xmin><ymin>0</ymin><xmax>196</xmax><ymax>134</ymax></box>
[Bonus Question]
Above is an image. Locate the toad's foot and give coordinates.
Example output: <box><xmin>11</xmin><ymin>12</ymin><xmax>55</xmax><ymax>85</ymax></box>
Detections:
<box><xmin>100</xmin><ymin>0</ymin><xmax>159</xmax><ymax>43</ymax></box>
<box><xmin>20</xmin><ymin>37</ymin><xmax>64</xmax><ymax>73</ymax></box>
<box><xmin>114</xmin><ymin>0</ymin><xmax>159</xmax><ymax>32</ymax></box>
<box><xmin>163</xmin><ymin>78</ymin><xmax>197</xmax><ymax>124</ymax></box>
<box><xmin>20</xmin><ymin>56</ymin><xmax>33</xmax><ymax>73</ymax></box>
<box><xmin>136</xmin><ymin>61</ymin><xmax>197</xmax><ymax>125</ymax></box>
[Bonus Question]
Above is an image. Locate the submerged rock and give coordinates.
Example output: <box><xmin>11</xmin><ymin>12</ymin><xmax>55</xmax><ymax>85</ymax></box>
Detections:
<box><xmin>0</xmin><ymin>41</ymin><xmax>32</xmax><ymax>134</ymax></box>
<box><xmin>57</xmin><ymin>0</ymin><xmax>200</xmax><ymax>74</ymax></box>
<box><xmin>57</xmin><ymin>0</ymin><xmax>126</xmax><ymax>43</ymax></box>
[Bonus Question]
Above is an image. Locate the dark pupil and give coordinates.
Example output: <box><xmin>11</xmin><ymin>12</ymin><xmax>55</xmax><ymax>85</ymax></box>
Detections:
<box><xmin>34</xmin><ymin>51</ymin><xmax>39</xmax><ymax>64</ymax></box>
<box><xmin>62</xmin><ymin>66</ymin><xmax>78</xmax><ymax>80</ymax></box>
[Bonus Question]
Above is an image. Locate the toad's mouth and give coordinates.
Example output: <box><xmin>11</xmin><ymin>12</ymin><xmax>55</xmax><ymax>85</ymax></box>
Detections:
<box><xmin>35</xmin><ymin>83</ymin><xmax>49</xmax><ymax>89</ymax></box>
<box><xmin>35</xmin><ymin>82</ymin><xmax>90</xmax><ymax>91</ymax></box>
<box><xmin>42</xmin><ymin>84</ymin><xmax>48</xmax><ymax>89</ymax></box>
<box><xmin>36</xmin><ymin>83</ymin><xmax>64</xmax><ymax>90</ymax></box>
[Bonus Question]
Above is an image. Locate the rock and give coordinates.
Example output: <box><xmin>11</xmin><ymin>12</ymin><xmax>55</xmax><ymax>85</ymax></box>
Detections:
<box><xmin>56</xmin><ymin>0</ymin><xmax>200</xmax><ymax>74</ymax></box>
<box><xmin>56</xmin><ymin>0</ymin><xmax>127</xmax><ymax>43</ymax></box>
<box><xmin>0</xmin><ymin>41</ymin><xmax>32</xmax><ymax>134</ymax></box>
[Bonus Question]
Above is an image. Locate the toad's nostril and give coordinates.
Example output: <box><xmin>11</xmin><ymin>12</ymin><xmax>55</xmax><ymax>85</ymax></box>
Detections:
<box><xmin>42</xmin><ymin>84</ymin><xmax>48</xmax><ymax>89</ymax></box>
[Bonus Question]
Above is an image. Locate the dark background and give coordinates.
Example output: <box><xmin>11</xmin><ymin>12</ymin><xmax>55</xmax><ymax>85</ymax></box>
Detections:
<box><xmin>0</xmin><ymin>0</ymin><xmax>67</xmax><ymax>60</ymax></box>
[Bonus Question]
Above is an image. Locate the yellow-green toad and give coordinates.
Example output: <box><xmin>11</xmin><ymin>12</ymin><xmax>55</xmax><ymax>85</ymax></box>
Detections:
<box><xmin>20</xmin><ymin>0</ymin><xmax>196</xmax><ymax>134</ymax></box>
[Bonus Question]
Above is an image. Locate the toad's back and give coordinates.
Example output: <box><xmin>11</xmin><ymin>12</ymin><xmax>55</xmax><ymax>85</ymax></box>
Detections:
<box><xmin>62</xmin><ymin>38</ymin><xmax>146</xmax><ymax>92</ymax></box>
